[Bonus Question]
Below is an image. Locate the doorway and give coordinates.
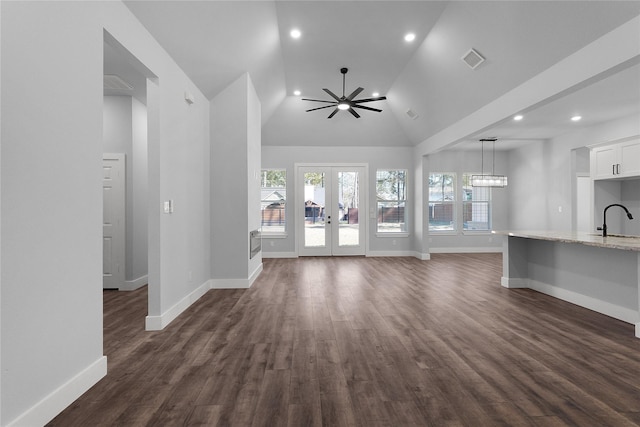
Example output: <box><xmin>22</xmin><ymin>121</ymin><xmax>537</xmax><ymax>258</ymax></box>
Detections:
<box><xmin>103</xmin><ymin>30</ymin><xmax>157</xmax><ymax>329</ymax></box>
<box><xmin>297</xmin><ymin>165</ymin><xmax>367</xmax><ymax>256</ymax></box>
<box><xmin>103</xmin><ymin>153</ymin><xmax>126</xmax><ymax>289</ymax></box>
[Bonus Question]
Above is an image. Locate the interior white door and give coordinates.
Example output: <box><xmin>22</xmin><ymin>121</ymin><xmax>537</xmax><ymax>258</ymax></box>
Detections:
<box><xmin>103</xmin><ymin>154</ymin><xmax>125</xmax><ymax>289</ymax></box>
<box><xmin>297</xmin><ymin>165</ymin><xmax>366</xmax><ymax>256</ymax></box>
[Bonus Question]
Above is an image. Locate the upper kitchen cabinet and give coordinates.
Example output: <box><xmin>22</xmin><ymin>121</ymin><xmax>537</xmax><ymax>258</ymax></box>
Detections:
<box><xmin>591</xmin><ymin>137</ymin><xmax>640</xmax><ymax>180</ymax></box>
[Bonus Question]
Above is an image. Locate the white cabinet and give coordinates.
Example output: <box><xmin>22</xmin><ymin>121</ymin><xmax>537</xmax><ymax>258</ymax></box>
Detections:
<box><xmin>591</xmin><ymin>137</ymin><xmax>640</xmax><ymax>180</ymax></box>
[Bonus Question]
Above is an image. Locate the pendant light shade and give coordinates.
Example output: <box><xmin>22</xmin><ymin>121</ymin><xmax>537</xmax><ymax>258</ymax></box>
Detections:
<box><xmin>471</xmin><ymin>138</ymin><xmax>508</xmax><ymax>188</ymax></box>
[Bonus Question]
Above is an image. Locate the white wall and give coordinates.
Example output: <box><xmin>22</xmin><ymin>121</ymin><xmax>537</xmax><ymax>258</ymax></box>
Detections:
<box><xmin>261</xmin><ymin>146</ymin><xmax>415</xmax><ymax>256</ymax></box>
<box><xmin>131</xmin><ymin>97</ymin><xmax>149</xmax><ymax>283</ymax></box>
<box><xmin>103</xmin><ymin>95</ymin><xmax>148</xmax><ymax>288</ymax></box>
<box><xmin>508</xmin><ymin>114</ymin><xmax>640</xmax><ymax>232</ymax></box>
<box><xmin>1</xmin><ymin>1</ymin><xmax>211</xmax><ymax>424</ymax></box>
<box><xmin>210</xmin><ymin>73</ymin><xmax>262</xmax><ymax>285</ymax></box>
<box><xmin>2</xmin><ymin>2</ymin><xmax>105</xmax><ymax>424</ymax></box>
<box><xmin>424</xmin><ymin>149</ymin><xmax>507</xmax><ymax>252</ymax></box>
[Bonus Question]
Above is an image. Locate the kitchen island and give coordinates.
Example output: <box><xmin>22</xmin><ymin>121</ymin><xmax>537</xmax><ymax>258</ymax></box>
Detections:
<box><xmin>497</xmin><ymin>230</ymin><xmax>640</xmax><ymax>337</ymax></box>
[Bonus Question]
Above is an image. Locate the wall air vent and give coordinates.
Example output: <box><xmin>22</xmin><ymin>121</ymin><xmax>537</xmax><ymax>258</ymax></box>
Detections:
<box><xmin>103</xmin><ymin>74</ymin><xmax>134</xmax><ymax>91</ymax></box>
<box><xmin>461</xmin><ymin>48</ymin><xmax>485</xmax><ymax>70</ymax></box>
<box><xmin>405</xmin><ymin>109</ymin><xmax>419</xmax><ymax>120</ymax></box>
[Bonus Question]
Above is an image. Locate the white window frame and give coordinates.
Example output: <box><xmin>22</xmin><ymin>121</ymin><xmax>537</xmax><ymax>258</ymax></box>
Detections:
<box><xmin>462</xmin><ymin>173</ymin><xmax>492</xmax><ymax>233</ymax></box>
<box><xmin>260</xmin><ymin>168</ymin><xmax>287</xmax><ymax>237</ymax></box>
<box><xmin>428</xmin><ymin>172</ymin><xmax>457</xmax><ymax>233</ymax></box>
<box><xmin>375</xmin><ymin>169</ymin><xmax>409</xmax><ymax>237</ymax></box>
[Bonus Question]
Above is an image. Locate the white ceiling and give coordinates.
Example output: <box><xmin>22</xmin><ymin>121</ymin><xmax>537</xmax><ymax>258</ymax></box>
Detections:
<box><xmin>457</xmin><ymin>62</ymin><xmax>640</xmax><ymax>151</ymax></box>
<box><xmin>116</xmin><ymin>1</ymin><xmax>640</xmax><ymax>149</ymax></box>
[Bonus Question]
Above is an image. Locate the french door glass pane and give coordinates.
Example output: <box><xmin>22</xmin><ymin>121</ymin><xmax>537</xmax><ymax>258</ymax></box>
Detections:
<box><xmin>304</xmin><ymin>172</ymin><xmax>326</xmax><ymax>247</ymax></box>
<box><xmin>337</xmin><ymin>171</ymin><xmax>359</xmax><ymax>247</ymax></box>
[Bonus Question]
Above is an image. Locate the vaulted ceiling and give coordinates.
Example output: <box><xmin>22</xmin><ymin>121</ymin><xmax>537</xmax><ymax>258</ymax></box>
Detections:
<box><xmin>122</xmin><ymin>1</ymin><xmax>640</xmax><ymax>148</ymax></box>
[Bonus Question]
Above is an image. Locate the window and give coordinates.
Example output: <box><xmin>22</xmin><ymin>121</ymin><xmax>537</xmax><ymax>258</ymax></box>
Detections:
<box><xmin>376</xmin><ymin>170</ymin><xmax>407</xmax><ymax>233</ymax></box>
<box><xmin>261</xmin><ymin>169</ymin><xmax>286</xmax><ymax>234</ymax></box>
<box><xmin>428</xmin><ymin>173</ymin><xmax>455</xmax><ymax>231</ymax></box>
<box><xmin>463</xmin><ymin>173</ymin><xmax>491</xmax><ymax>231</ymax></box>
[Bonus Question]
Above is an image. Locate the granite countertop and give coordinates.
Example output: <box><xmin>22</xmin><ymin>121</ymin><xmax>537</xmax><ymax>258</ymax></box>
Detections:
<box><xmin>494</xmin><ymin>230</ymin><xmax>640</xmax><ymax>252</ymax></box>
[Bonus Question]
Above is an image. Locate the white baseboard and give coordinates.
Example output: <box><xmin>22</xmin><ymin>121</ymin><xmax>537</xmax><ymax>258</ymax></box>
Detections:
<box><xmin>636</xmin><ymin>323</ymin><xmax>640</xmax><ymax>338</ymax></box>
<box><xmin>366</xmin><ymin>250</ymin><xmax>419</xmax><ymax>258</ymax></box>
<box><xmin>501</xmin><ymin>277</ymin><xmax>528</xmax><ymax>288</ymax></box>
<box><xmin>415</xmin><ymin>252</ymin><xmax>430</xmax><ymax>260</ymax></box>
<box><xmin>211</xmin><ymin>263</ymin><xmax>264</xmax><ymax>289</ymax></box>
<box><xmin>429</xmin><ymin>247</ymin><xmax>502</xmax><ymax>254</ymax></box>
<box><xmin>120</xmin><ymin>274</ymin><xmax>148</xmax><ymax>291</ymax></box>
<box><xmin>262</xmin><ymin>251</ymin><xmax>298</xmax><ymax>259</ymax></box>
<box><xmin>7</xmin><ymin>356</ymin><xmax>107</xmax><ymax>427</ymax></box>
<box><xmin>145</xmin><ymin>279</ymin><xmax>211</xmax><ymax>331</ymax></box>
<box><xmin>528</xmin><ymin>279</ymin><xmax>639</xmax><ymax>325</ymax></box>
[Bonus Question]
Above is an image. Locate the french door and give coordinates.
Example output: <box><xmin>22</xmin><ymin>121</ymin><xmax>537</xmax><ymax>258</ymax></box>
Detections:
<box><xmin>297</xmin><ymin>165</ymin><xmax>366</xmax><ymax>256</ymax></box>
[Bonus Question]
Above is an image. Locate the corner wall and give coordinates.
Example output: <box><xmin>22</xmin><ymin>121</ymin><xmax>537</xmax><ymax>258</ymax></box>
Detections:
<box><xmin>1</xmin><ymin>1</ymin><xmax>211</xmax><ymax>424</ymax></box>
<box><xmin>210</xmin><ymin>73</ymin><xmax>262</xmax><ymax>287</ymax></box>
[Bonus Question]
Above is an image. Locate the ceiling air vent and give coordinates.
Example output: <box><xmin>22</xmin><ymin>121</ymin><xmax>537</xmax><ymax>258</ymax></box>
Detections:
<box><xmin>103</xmin><ymin>74</ymin><xmax>133</xmax><ymax>91</ymax></box>
<box><xmin>405</xmin><ymin>109</ymin><xmax>419</xmax><ymax>120</ymax></box>
<box><xmin>461</xmin><ymin>48</ymin><xmax>485</xmax><ymax>70</ymax></box>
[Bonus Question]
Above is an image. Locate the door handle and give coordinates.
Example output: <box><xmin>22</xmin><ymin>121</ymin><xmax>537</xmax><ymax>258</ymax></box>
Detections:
<box><xmin>613</xmin><ymin>164</ymin><xmax>616</xmax><ymax>175</ymax></box>
<box><xmin>617</xmin><ymin>164</ymin><xmax>620</xmax><ymax>174</ymax></box>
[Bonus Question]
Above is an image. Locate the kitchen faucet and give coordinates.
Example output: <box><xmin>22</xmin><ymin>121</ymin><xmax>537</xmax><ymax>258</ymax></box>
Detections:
<box><xmin>597</xmin><ymin>203</ymin><xmax>634</xmax><ymax>237</ymax></box>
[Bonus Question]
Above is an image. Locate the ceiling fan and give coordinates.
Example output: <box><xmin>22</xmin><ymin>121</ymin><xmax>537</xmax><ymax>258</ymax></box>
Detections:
<box><xmin>302</xmin><ymin>68</ymin><xmax>387</xmax><ymax>119</ymax></box>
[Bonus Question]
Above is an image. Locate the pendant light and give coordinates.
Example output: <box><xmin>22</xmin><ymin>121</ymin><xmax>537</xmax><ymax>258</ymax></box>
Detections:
<box><xmin>471</xmin><ymin>138</ymin><xmax>508</xmax><ymax>187</ymax></box>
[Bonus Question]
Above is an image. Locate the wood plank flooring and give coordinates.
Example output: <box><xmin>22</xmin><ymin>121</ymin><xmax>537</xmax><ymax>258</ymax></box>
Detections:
<box><xmin>49</xmin><ymin>254</ymin><xmax>640</xmax><ymax>426</ymax></box>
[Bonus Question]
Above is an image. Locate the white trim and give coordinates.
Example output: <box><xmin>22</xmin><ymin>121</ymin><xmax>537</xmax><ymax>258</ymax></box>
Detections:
<box><xmin>262</xmin><ymin>251</ymin><xmax>298</xmax><ymax>259</ymax></box>
<box><xmin>367</xmin><ymin>250</ymin><xmax>418</xmax><ymax>257</ymax></box>
<box><xmin>429</xmin><ymin>246</ymin><xmax>501</xmax><ymax>253</ymax></box>
<box><xmin>7</xmin><ymin>356</ymin><xmax>107</xmax><ymax>427</ymax></box>
<box><xmin>636</xmin><ymin>323</ymin><xmax>640</xmax><ymax>339</ymax></box>
<box><xmin>527</xmin><ymin>279</ymin><xmax>639</xmax><ymax>325</ymax></box>
<box><xmin>145</xmin><ymin>279</ymin><xmax>211</xmax><ymax>331</ymax></box>
<box><xmin>211</xmin><ymin>263</ymin><xmax>264</xmax><ymax>289</ymax></box>
<box><xmin>261</xmin><ymin>233</ymin><xmax>288</xmax><ymax>239</ymax></box>
<box><xmin>120</xmin><ymin>274</ymin><xmax>148</xmax><ymax>291</ymax></box>
<box><xmin>416</xmin><ymin>252</ymin><xmax>431</xmax><ymax>260</ymax></box>
<box><xmin>375</xmin><ymin>232</ymin><xmax>410</xmax><ymax>238</ymax></box>
<box><xmin>501</xmin><ymin>277</ymin><xmax>528</xmax><ymax>289</ymax></box>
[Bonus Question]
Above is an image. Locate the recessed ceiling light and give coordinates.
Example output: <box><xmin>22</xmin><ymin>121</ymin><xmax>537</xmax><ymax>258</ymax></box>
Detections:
<box><xmin>571</xmin><ymin>115</ymin><xmax>582</xmax><ymax>122</ymax></box>
<box><xmin>404</xmin><ymin>33</ymin><xmax>416</xmax><ymax>42</ymax></box>
<box><xmin>293</xmin><ymin>90</ymin><xmax>301</xmax><ymax>96</ymax></box>
<box><xmin>513</xmin><ymin>115</ymin><xmax>523</xmax><ymax>121</ymax></box>
<box><xmin>290</xmin><ymin>29</ymin><xmax>301</xmax><ymax>39</ymax></box>
<box><xmin>372</xmin><ymin>92</ymin><xmax>379</xmax><ymax>97</ymax></box>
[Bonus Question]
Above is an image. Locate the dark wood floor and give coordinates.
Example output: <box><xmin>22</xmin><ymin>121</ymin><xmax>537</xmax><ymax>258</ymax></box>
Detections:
<box><xmin>49</xmin><ymin>254</ymin><xmax>640</xmax><ymax>426</ymax></box>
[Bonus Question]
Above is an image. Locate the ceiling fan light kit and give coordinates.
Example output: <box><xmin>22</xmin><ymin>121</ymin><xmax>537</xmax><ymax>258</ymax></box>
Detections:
<box><xmin>302</xmin><ymin>67</ymin><xmax>387</xmax><ymax>119</ymax></box>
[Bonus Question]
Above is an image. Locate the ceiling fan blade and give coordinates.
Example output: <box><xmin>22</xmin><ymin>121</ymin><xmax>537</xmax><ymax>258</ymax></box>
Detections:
<box><xmin>348</xmin><ymin>108</ymin><xmax>361</xmax><ymax>118</ymax></box>
<box><xmin>353</xmin><ymin>96</ymin><xmax>387</xmax><ymax>103</ymax></box>
<box><xmin>352</xmin><ymin>104</ymin><xmax>382</xmax><ymax>113</ymax></box>
<box><xmin>327</xmin><ymin>108</ymin><xmax>340</xmax><ymax>119</ymax></box>
<box><xmin>301</xmin><ymin>98</ymin><xmax>336</xmax><ymax>103</ymax></box>
<box><xmin>346</xmin><ymin>87</ymin><xmax>364</xmax><ymax>101</ymax></box>
<box><xmin>323</xmin><ymin>88</ymin><xmax>342</xmax><ymax>102</ymax></box>
<box><xmin>306</xmin><ymin>104</ymin><xmax>337</xmax><ymax>112</ymax></box>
